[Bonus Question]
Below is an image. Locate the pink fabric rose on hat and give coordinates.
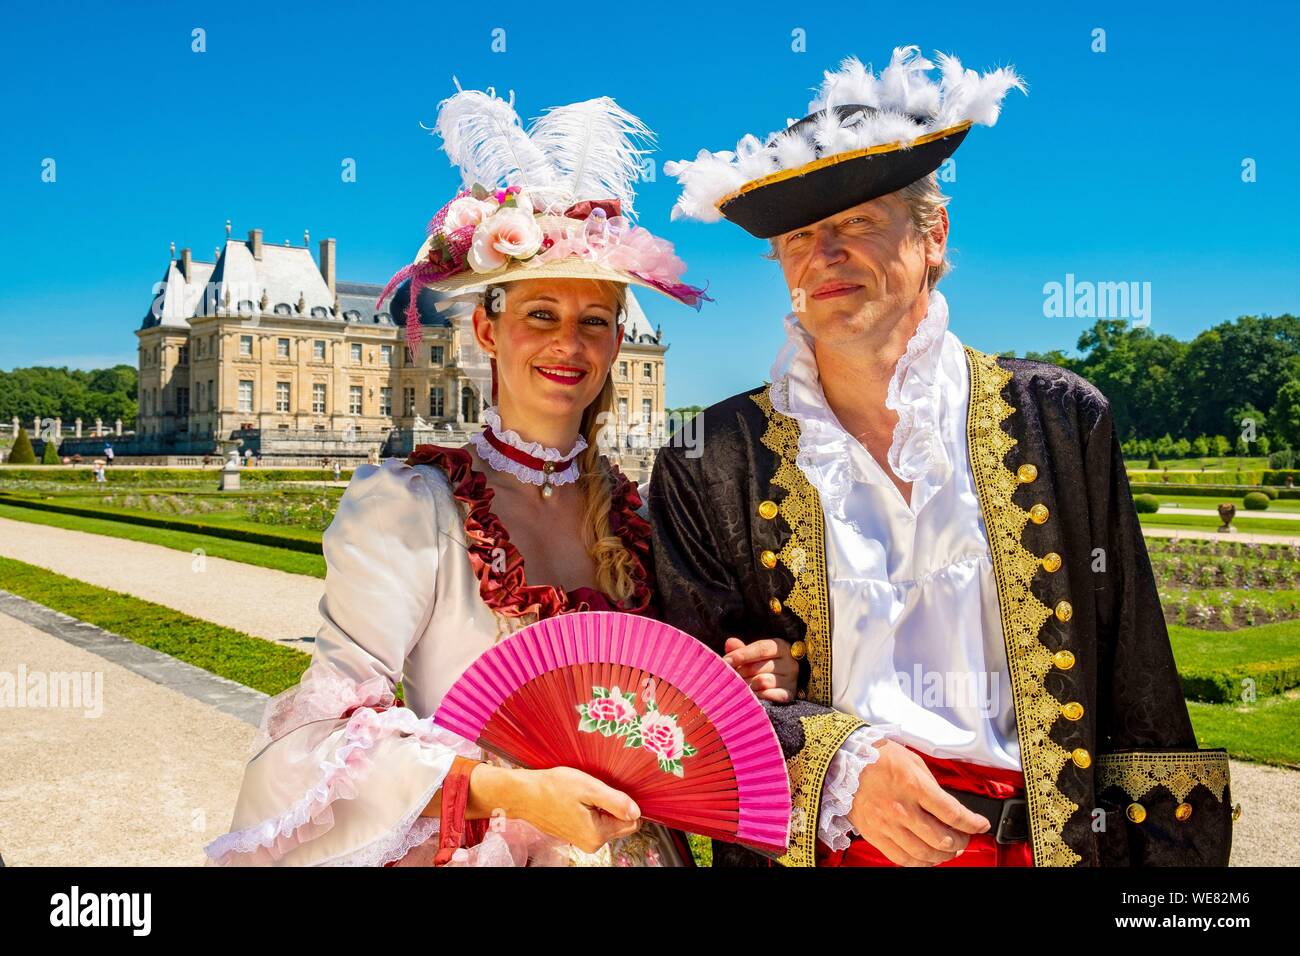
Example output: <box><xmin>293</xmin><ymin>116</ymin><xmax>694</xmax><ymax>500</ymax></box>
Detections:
<box><xmin>442</xmin><ymin>196</ymin><xmax>498</xmax><ymax>234</ymax></box>
<box><xmin>467</xmin><ymin>207</ymin><xmax>545</xmax><ymax>273</ymax></box>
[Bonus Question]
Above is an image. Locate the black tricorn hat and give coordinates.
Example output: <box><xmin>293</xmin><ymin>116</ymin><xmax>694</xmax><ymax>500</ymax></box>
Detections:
<box><xmin>717</xmin><ymin>106</ymin><xmax>970</xmax><ymax>239</ymax></box>
<box><xmin>664</xmin><ymin>47</ymin><xmax>1025</xmax><ymax>241</ymax></box>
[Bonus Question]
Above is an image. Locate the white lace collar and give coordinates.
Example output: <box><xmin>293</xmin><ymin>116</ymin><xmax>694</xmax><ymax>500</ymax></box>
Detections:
<box><xmin>469</xmin><ymin>406</ymin><xmax>587</xmax><ymax>488</ymax></box>
<box><xmin>768</xmin><ymin>289</ymin><xmax>955</xmax><ymax>521</ymax></box>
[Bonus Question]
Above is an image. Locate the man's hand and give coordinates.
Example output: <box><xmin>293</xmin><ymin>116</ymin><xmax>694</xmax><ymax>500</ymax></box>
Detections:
<box><xmin>723</xmin><ymin>637</ymin><xmax>799</xmax><ymax>702</ymax></box>
<box><xmin>847</xmin><ymin>739</ymin><xmax>991</xmax><ymax>866</ymax></box>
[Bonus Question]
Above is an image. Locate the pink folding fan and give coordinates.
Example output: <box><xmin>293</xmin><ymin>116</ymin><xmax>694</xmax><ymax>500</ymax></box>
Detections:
<box><xmin>434</xmin><ymin>611</ymin><xmax>791</xmax><ymax>856</ymax></box>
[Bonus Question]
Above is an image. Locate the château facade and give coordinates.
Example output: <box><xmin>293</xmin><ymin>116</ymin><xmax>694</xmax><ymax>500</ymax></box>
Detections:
<box><xmin>135</xmin><ymin>224</ymin><xmax>669</xmax><ymax>457</ymax></box>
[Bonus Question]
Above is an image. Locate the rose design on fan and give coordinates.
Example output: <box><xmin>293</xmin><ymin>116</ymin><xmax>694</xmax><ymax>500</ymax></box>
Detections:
<box><xmin>636</xmin><ymin>706</ymin><xmax>698</xmax><ymax>778</ymax></box>
<box><xmin>575</xmin><ymin>687</ymin><xmax>698</xmax><ymax>777</ymax></box>
<box><xmin>576</xmin><ymin>686</ymin><xmax>639</xmax><ymax>738</ymax></box>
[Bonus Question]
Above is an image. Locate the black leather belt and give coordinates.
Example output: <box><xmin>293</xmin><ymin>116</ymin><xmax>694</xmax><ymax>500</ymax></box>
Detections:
<box><xmin>943</xmin><ymin>788</ymin><xmax>1029</xmax><ymax>844</ymax></box>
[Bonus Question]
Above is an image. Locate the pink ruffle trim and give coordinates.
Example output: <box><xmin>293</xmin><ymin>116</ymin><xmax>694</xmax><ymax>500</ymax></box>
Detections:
<box><xmin>205</xmin><ymin>703</ymin><xmax>479</xmax><ymax>866</ymax></box>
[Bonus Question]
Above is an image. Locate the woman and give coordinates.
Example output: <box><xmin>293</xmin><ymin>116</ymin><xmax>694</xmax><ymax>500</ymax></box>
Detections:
<box><xmin>203</xmin><ymin>85</ymin><xmax>718</xmax><ymax>866</ymax></box>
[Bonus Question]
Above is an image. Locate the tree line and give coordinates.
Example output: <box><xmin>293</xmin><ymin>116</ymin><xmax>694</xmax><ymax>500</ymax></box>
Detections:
<box><xmin>1022</xmin><ymin>313</ymin><xmax>1300</xmax><ymax>452</ymax></box>
<box><xmin>0</xmin><ymin>365</ymin><xmax>137</xmax><ymax>429</ymax></box>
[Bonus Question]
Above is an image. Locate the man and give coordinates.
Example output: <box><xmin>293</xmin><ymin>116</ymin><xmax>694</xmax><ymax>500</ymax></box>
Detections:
<box><xmin>653</xmin><ymin>46</ymin><xmax>1235</xmax><ymax>867</ymax></box>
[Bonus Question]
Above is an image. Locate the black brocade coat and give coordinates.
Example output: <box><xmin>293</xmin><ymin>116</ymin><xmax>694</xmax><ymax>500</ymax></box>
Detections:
<box><xmin>648</xmin><ymin>347</ymin><xmax>1234</xmax><ymax>867</ymax></box>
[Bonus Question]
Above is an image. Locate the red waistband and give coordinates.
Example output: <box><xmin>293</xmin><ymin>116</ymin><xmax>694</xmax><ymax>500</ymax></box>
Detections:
<box><xmin>907</xmin><ymin>745</ymin><xmax>1026</xmax><ymax>800</ymax></box>
<box><xmin>815</xmin><ymin>745</ymin><xmax>1031</xmax><ymax>868</ymax></box>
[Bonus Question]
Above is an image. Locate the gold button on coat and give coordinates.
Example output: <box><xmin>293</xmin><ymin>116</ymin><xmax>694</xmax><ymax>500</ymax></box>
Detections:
<box><xmin>769</xmin><ymin>597</ymin><xmax>783</xmax><ymax>614</ymax></box>
<box><xmin>758</xmin><ymin>500</ymin><xmax>778</xmax><ymax>520</ymax></box>
<box><xmin>1175</xmin><ymin>803</ymin><xmax>1194</xmax><ymax>821</ymax></box>
<box><xmin>760</xmin><ymin>549</ymin><xmax>778</xmax><ymax>569</ymax></box>
<box><xmin>1029</xmin><ymin>503</ymin><xmax>1049</xmax><ymax>524</ymax></box>
<box><xmin>1232</xmin><ymin>803</ymin><xmax>1242</xmax><ymax>821</ymax></box>
<box><xmin>1055</xmin><ymin>600</ymin><xmax>1073</xmax><ymax>622</ymax></box>
<box><xmin>1041</xmin><ymin>552</ymin><xmax>1062</xmax><ymax>573</ymax></box>
<box><xmin>789</xmin><ymin>640</ymin><xmax>807</xmax><ymax>660</ymax></box>
<box><xmin>1053</xmin><ymin>649</ymin><xmax>1076</xmax><ymax>670</ymax></box>
<box><xmin>1071</xmin><ymin>748</ymin><xmax>1091</xmax><ymax>768</ymax></box>
<box><xmin>1126</xmin><ymin>802</ymin><xmax>1147</xmax><ymax>824</ymax></box>
<box><xmin>1060</xmin><ymin>701</ymin><xmax>1084</xmax><ymax>721</ymax></box>
<box><xmin>1017</xmin><ymin>463</ymin><xmax>1038</xmax><ymax>483</ymax></box>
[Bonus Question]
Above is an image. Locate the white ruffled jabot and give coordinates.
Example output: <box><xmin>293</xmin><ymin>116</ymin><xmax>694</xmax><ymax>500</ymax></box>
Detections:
<box><xmin>769</xmin><ymin>289</ymin><xmax>954</xmax><ymax>521</ymax></box>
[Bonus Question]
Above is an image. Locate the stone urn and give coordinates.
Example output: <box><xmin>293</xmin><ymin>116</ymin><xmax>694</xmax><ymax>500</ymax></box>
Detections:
<box><xmin>1217</xmin><ymin>503</ymin><xmax>1236</xmax><ymax>533</ymax></box>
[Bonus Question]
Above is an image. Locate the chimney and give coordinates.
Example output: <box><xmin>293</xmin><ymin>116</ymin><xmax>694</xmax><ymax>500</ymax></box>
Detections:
<box><xmin>319</xmin><ymin>237</ymin><xmax>336</xmax><ymax>298</ymax></box>
<box><xmin>180</xmin><ymin>247</ymin><xmax>192</xmax><ymax>281</ymax></box>
<box><xmin>248</xmin><ymin>227</ymin><xmax>263</xmax><ymax>261</ymax></box>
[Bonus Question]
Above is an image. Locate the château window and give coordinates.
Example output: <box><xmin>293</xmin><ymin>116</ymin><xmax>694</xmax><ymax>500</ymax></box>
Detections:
<box><xmin>276</xmin><ymin>381</ymin><xmax>291</xmax><ymax>412</ymax></box>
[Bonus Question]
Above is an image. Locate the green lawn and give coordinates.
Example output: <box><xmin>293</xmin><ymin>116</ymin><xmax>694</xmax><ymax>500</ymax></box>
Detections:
<box><xmin>1125</xmin><ymin>456</ymin><xmax>1270</xmax><ymax>472</ymax></box>
<box><xmin>0</xmin><ymin>501</ymin><xmax>325</xmax><ymax>577</ymax></box>
<box><xmin>0</xmin><ymin>554</ymin><xmax>311</xmax><ymax>695</ymax></box>
<box><xmin>1169</xmin><ymin>620</ymin><xmax>1300</xmax><ymax>672</ymax></box>
<box><xmin>1187</xmin><ymin>691</ymin><xmax>1300</xmax><ymax>768</ymax></box>
<box><xmin>1152</xmin><ymin>495</ymin><xmax>1300</xmax><ymax>513</ymax></box>
<box><xmin>1140</xmin><ymin>513</ymin><xmax>1300</xmax><ymax>536</ymax></box>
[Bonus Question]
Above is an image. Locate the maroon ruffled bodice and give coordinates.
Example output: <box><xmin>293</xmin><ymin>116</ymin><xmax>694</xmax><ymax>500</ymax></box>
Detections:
<box><xmin>404</xmin><ymin>445</ymin><xmax>657</xmax><ymax>621</ymax></box>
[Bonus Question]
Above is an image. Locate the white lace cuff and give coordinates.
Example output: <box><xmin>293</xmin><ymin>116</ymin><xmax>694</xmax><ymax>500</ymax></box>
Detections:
<box><xmin>817</xmin><ymin>723</ymin><xmax>902</xmax><ymax>851</ymax></box>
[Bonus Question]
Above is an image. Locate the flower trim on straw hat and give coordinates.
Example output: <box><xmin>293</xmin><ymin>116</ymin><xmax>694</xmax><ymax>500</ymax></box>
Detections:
<box><xmin>376</xmin><ymin>83</ymin><xmax>711</xmax><ymax>356</ymax></box>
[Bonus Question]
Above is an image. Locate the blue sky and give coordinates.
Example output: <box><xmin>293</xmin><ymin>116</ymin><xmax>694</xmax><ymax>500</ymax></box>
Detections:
<box><xmin>2</xmin><ymin>0</ymin><xmax>1297</xmax><ymax>407</ymax></box>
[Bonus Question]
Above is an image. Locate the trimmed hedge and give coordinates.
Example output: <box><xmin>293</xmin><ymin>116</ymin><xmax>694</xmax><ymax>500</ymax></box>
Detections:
<box><xmin>1243</xmin><ymin>492</ymin><xmax>1271</xmax><ymax>511</ymax></box>
<box><xmin>1179</xmin><ymin>658</ymin><xmax>1300</xmax><ymax>703</ymax></box>
<box><xmin>0</xmin><ymin>467</ymin><xmax>354</xmax><ymax>483</ymax></box>
<box><xmin>0</xmin><ymin>493</ymin><xmax>323</xmax><ymax>554</ymax></box>
<box><xmin>1133</xmin><ymin>494</ymin><xmax>1161</xmax><ymax>514</ymax></box>
<box><xmin>1127</xmin><ymin>469</ymin><xmax>1300</xmax><ymax>487</ymax></box>
<box><xmin>1130</xmin><ymin>482</ymin><xmax>1291</xmax><ymax>499</ymax></box>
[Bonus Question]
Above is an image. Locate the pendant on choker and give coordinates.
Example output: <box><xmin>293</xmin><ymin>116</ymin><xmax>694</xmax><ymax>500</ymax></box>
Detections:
<box><xmin>470</xmin><ymin>424</ymin><xmax>585</xmax><ymax>499</ymax></box>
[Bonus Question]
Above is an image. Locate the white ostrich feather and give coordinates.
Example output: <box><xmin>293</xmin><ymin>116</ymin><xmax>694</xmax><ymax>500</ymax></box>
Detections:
<box><xmin>662</xmin><ymin>149</ymin><xmax>746</xmax><ymax>223</ymax></box>
<box><xmin>771</xmin><ymin>129</ymin><xmax>817</xmax><ymax>169</ymax></box>
<box><xmin>933</xmin><ymin>52</ymin><xmax>1027</xmax><ymax>129</ymax></box>
<box><xmin>527</xmin><ymin>97</ymin><xmax>656</xmax><ymax>220</ymax></box>
<box><xmin>665</xmin><ymin>44</ymin><xmax>1027</xmax><ymax>223</ymax></box>
<box><xmin>433</xmin><ymin>83</ymin><xmax>557</xmax><ymax>195</ymax></box>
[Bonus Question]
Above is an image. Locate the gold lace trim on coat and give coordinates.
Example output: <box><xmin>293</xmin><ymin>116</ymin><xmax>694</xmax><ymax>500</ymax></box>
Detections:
<box><xmin>751</xmin><ymin>386</ymin><xmax>833</xmax><ymax>707</ymax></box>
<box><xmin>1096</xmin><ymin>751</ymin><xmax>1230</xmax><ymax>803</ymax></box>
<box><xmin>964</xmin><ymin>347</ymin><xmax>1082</xmax><ymax>867</ymax></box>
<box><xmin>779</xmin><ymin>711</ymin><xmax>867</xmax><ymax>868</ymax></box>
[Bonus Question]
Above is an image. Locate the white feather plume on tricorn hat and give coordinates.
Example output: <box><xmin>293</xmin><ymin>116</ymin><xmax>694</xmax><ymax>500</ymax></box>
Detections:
<box><xmin>664</xmin><ymin>45</ymin><xmax>1027</xmax><ymax>238</ymax></box>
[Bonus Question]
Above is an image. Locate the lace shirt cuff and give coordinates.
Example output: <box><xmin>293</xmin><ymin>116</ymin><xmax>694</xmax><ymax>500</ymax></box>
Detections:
<box><xmin>817</xmin><ymin>723</ymin><xmax>903</xmax><ymax>851</ymax></box>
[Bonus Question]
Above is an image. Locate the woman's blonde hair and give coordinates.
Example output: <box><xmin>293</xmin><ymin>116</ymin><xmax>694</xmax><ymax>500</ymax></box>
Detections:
<box><xmin>483</xmin><ymin>279</ymin><xmax>637</xmax><ymax>604</ymax></box>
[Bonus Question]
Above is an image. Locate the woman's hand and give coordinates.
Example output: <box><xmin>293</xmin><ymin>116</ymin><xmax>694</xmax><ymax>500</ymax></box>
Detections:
<box><xmin>724</xmin><ymin>637</ymin><xmax>799</xmax><ymax>702</ymax></box>
<box><xmin>502</xmin><ymin>766</ymin><xmax>642</xmax><ymax>854</ymax></box>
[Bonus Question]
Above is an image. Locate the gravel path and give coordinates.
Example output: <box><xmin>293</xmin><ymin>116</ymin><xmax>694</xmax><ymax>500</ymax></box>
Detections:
<box><xmin>0</xmin><ymin>606</ymin><xmax>257</xmax><ymax>865</ymax></box>
<box><xmin>1142</xmin><ymin>526</ymin><xmax>1300</xmax><ymax>546</ymax></box>
<box><xmin>0</xmin><ymin>514</ymin><xmax>322</xmax><ymax>645</ymax></box>
<box><xmin>1158</xmin><ymin>506</ymin><xmax>1300</xmax><ymax>521</ymax></box>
